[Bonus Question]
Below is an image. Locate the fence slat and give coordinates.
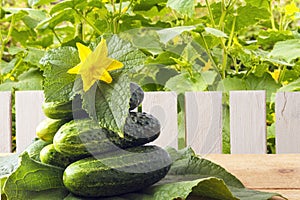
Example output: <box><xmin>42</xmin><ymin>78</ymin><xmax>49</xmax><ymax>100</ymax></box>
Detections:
<box><xmin>0</xmin><ymin>92</ymin><xmax>12</xmax><ymax>152</ymax></box>
<box><xmin>15</xmin><ymin>91</ymin><xmax>46</xmax><ymax>153</ymax></box>
<box><xmin>185</xmin><ymin>91</ymin><xmax>223</xmax><ymax>154</ymax></box>
<box><xmin>276</xmin><ymin>92</ymin><xmax>300</xmax><ymax>153</ymax></box>
<box><xmin>230</xmin><ymin>91</ymin><xmax>267</xmax><ymax>154</ymax></box>
<box><xmin>142</xmin><ymin>92</ymin><xmax>178</xmax><ymax>149</ymax></box>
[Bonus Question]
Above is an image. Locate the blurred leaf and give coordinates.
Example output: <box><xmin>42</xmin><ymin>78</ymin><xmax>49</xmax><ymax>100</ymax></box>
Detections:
<box><xmin>277</xmin><ymin>78</ymin><xmax>300</xmax><ymax>92</ymax></box>
<box><xmin>167</xmin><ymin>0</ymin><xmax>195</xmax><ymax>17</ymax></box>
<box><xmin>166</xmin><ymin>72</ymin><xmax>207</xmax><ymax>94</ymax></box>
<box><xmin>217</xmin><ymin>77</ymin><xmax>247</xmax><ymax>92</ymax></box>
<box><xmin>245</xmin><ymin>0</ymin><xmax>269</xmax><ymax>10</ymax></box>
<box><xmin>269</xmin><ymin>39</ymin><xmax>300</xmax><ymax>63</ymax></box>
<box><xmin>23</xmin><ymin>47</ymin><xmax>45</xmax><ymax>67</ymax></box>
<box><xmin>134</xmin><ymin>0</ymin><xmax>167</xmax><ymax>11</ymax></box>
<box><xmin>205</xmin><ymin>27</ymin><xmax>228</xmax><ymax>38</ymax></box>
<box><xmin>0</xmin><ymin>69</ymin><xmax>43</xmax><ymax>91</ymax></box>
<box><xmin>156</xmin><ymin>26</ymin><xmax>195</xmax><ymax>44</ymax></box>
<box><xmin>28</xmin><ymin>0</ymin><xmax>57</xmax><ymax>7</ymax></box>
<box><xmin>245</xmin><ymin>73</ymin><xmax>281</xmax><ymax>102</ymax></box>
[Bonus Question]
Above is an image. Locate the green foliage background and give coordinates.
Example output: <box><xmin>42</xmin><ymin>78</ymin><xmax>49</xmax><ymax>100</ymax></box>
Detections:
<box><xmin>1</xmin><ymin>0</ymin><xmax>300</xmax><ymax>153</ymax></box>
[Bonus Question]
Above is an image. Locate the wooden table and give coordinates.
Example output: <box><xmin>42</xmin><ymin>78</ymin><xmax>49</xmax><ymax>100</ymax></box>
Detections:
<box><xmin>206</xmin><ymin>154</ymin><xmax>300</xmax><ymax>200</ymax></box>
<box><xmin>1</xmin><ymin>154</ymin><xmax>299</xmax><ymax>199</ymax></box>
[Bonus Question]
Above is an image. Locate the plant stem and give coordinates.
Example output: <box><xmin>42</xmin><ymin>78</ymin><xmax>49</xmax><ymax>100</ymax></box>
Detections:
<box><xmin>75</xmin><ymin>10</ymin><xmax>102</xmax><ymax>35</ymax></box>
<box><xmin>52</xmin><ymin>29</ymin><xmax>62</xmax><ymax>44</ymax></box>
<box><xmin>205</xmin><ymin>0</ymin><xmax>216</xmax><ymax>27</ymax></box>
<box><xmin>227</xmin><ymin>14</ymin><xmax>236</xmax><ymax>48</ymax></box>
<box><xmin>0</xmin><ymin>14</ymin><xmax>15</xmax><ymax>64</ymax></box>
<box><xmin>269</xmin><ymin>0</ymin><xmax>277</xmax><ymax>30</ymax></box>
<box><xmin>199</xmin><ymin>32</ymin><xmax>219</xmax><ymax>73</ymax></box>
<box><xmin>119</xmin><ymin>0</ymin><xmax>123</xmax><ymax>14</ymax></box>
<box><xmin>279</xmin><ymin>65</ymin><xmax>286</xmax><ymax>83</ymax></box>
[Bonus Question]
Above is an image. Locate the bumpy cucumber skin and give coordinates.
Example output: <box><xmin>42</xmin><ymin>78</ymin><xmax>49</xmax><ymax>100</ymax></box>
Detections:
<box><xmin>53</xmin><ymin>112</ymin><xmax>160</xmax><ymax>157</ymax></box>
<box><xmin>42</xmin><ymin>96</ymin><xmax>89</xmax><ymax>120</ymax></box>
<box><xmin>25</xmin><ymin>139</ymin><xmax>50</xmax><ymax>162</ymax></box>
<box><xmin>129</xmin><ymin>82</ymin><xmax>144</xmax><ymax>110</ymax></box>
<box><xmin>36</xmin><ymin>118</ymin><xmax>69</xmax><ymax>142</ymax></box>
<box><xmin>40</xmin><ymin>144</ymin><xmax>83</xmax><ymax>168</ymax></box>
<box><xmin>63</xmin><ymin>145</ymin><xmax>172</xmax><ymax>197</ymax></box>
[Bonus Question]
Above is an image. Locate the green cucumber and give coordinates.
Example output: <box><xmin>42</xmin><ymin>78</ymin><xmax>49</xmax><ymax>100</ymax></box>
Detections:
<box><xmin>40</xmin><ymin>144</ymin><xmax>83</xmax><ymax>168</ymax></box>
<box><xmin>53</xmin><ymin>112</ymin><xmax>160</xmax><ymax>157</ymax></box>
<box><xmin>25</xmin><ymin>139</ymin><xmax>50</xmax><ymax>162</ymax></box>
<box><xmin>63</xmin><ymin>145</ymin><xmax>172</xmax><ymax>197</ymax></box>
<box><xmin>36</xmin><ymin>118</ymin><xmax>69</xmax><ymax>142</ymax></box>
<box><xmin>42</xmin><ymin>96</ymin><xmax>88</xmax><ymax>120</ymax></box>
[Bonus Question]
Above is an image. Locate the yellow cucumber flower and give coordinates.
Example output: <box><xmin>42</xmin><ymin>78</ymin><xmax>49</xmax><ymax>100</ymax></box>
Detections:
<box><xmin>67</xmin><ymin>38</ymin><xmax>124</xmax><ymax>92</ymax></box>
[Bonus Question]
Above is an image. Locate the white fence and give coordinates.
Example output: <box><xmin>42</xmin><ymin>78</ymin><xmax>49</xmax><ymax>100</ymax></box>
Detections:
<box><xmin>0</xmin><ymin>90</ymin><xmax>299</xmax><ymax>154</ymax></box>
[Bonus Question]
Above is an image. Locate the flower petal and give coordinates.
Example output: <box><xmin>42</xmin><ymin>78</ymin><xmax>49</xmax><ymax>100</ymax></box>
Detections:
<box><xmin>93</xmin><ymin>38</ymin><xmax>108</xmax><ymax>63</ymax></box>
<box><xmin>76</xmin><ymin>43</ymin><xmax>92</xmax><ymax>62</ymax></box>
<box><xmin>107</xmin><ymin>60</ymin><xmax>124</xmax><ymax>71</ymax></box>
<box><xmin>82</xmin><ymin>72</ymin><xmax>97</xmax><ymax>92</ymax></box>
<box><xmin>98</xmin><ymin>69</ymin><xmax>112</xmax><ymax>83</ymax></box>
<box><xmin>67</xmin><ymin>64</ymin><xmax>81</xmax><ymax>74</ymax></box>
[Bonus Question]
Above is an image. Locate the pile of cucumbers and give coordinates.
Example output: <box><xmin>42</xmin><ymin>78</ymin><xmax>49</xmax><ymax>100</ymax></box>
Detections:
<box><xmin>28</xmin><ymin>83</ymin><xmax>172</xmax><ymax>197</ymax></box>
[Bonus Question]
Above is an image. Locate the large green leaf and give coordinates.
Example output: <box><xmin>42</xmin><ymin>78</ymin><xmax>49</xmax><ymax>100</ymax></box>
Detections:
<box><xmin>41</xmin><ymin>46</ymin><xmax>79</xmax><ymax>102</ymax></box>
<box><xmin>228</xmin><ymin>4</ymin><xmax>270</xmax><ymax>32</ymax></box>
<box><xmin>269</xmin><ymin>39</ymin><xmax>300</xmax><ymax>63</ymax></box>
<box><xmin>217</xmin><ymin>77</ymin><xmax>247</xmax><ymax>92</ymax></box>
<box><xmin>107</xmin><ymin>35</ymin><xmax>146</xmax><ymax>73</ymax></box>
<box><xmin>167</xmin><ymin>0</ymin><xmax>195</xmax><ymax>17</ymax></box>
<box><xmin>0</xmin><ymin>154</ymin><xmax>19</xmax><ymax>195</ymax></box>
<box><xmin>78</xmin><ymin>72</ymin><xmax>131</xmax><ymax>137</ymax></box>
<box><xmin>156</xmin><ymin>26</ymin><xmax>195</xmax><ymax>44</ymax></box>
<box><xmin>3</xmin><ymin>153</ymin><xmax>69</xmax><ymax>200</ymax></box>
<box><xmin>245</xmin><ymin>73</ymin><xmax>281</xmax><ymax>102</ymax></box>
<box><xmin>165</xmin><ymin>72</ymin><xmax>207</xmax><ymax>94</ymax></box>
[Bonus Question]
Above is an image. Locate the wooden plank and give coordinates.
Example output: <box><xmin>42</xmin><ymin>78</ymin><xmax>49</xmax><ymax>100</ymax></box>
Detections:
<box><xmin>15</xmin><ymin>91</ymin><xmax>46</xmax><ymax>153</ymax></box>
<box><xmin>205</xmin><ymin>154</ymin><xmax>300</xmax><ymax>190</ymax></box>
<box><xmin>185</xmin><ymin>91</ymin><xmax>222</xmax><ymax>154</ymax></box>
<box><xmin>142</xmin><ymin>92</ymin><xmax>178</xmax><ymax>149</ymax></box>
<box><xmin>275</xmin><ymin>92</ymin><xmax>300</xmax><ymax>153</ymax></box>
<box><xmin>230</xmin><ymin>91</ymin><xmax>267</xmax><ymax>154</ymax></box>
<box><xmin>0</xmin><ymin>92</ymin><xmax>12</xmax><ymax>153</ymax></box>
<box><xmin>261</xmin><ymin>190</ymin><xmax>300</xmax><ymax>200</ymax></box>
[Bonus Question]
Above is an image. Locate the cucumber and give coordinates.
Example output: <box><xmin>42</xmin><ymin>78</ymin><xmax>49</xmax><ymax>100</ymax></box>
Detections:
<box><xmin>42</xmin><ymin>95</ymin><xmax>89</xmax><ymax>120</ymax></box>
<box><xmin>129</xmin><ymin>82</ymin><xmax>144</xmax><ymax>110</ymax></box>
<box><xmin>25</xmin><ymin>139</ymin><xmax>50</xmax><ymax>162</ymax></box>
<box><xmin>53</xmin><ymin>112</ymin><xmax>160</xmax><ymax>157</ymax></box>
<box><xmin>36</xmin><ymin>118</ymin><xmax>69</xmax><ymax>142</ymax></box>
<box><xmin>63</xmin><ymin>145</ymin><xmax>172</xmax><ymax>197</ymax></box>
<box><xmin>40</xmin><ymin>144</ymin><xmax>83</xmax><ymax>168</ymax></box>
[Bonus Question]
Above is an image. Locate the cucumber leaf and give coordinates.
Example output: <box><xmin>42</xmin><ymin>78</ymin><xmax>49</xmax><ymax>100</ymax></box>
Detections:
<box><xmin>0</xmin><ymin>154</ymin><xmax>19</xmax><ymax>195</ymax></box>
<box><xmin>41</xmin><ymin>46</ymin><xmax>79</xmax><ymax>102</ymax></box>
<box><xmin>3</xmin><ymin>152</ymin><xmax>69</xmax><ymax>200</ymax></box>
<box><xmin>77</xmin><ymin>72</ymin><xmax>131</xmax><ymax>137</ymax></box>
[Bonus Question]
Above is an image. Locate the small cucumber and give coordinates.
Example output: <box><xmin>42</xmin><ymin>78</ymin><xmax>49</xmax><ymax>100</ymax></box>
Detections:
<box><xmin>40</xmin><ymin>144</ymin><xmax>82</xmax><ymax>168</ymax></box>
<box><xmin>53</xmin><ymin>112</ymin><xmax>160</xmax><ymax>157</ymax></box>
<box><xmin>36</xmin><ymin>118</ymin><xmax>69</xmax><ymax>142</ymax></box>
<box><xmin>25</xmin><ymin>139</ymin><xmax>50</xmax><ymax>162</ymax></box>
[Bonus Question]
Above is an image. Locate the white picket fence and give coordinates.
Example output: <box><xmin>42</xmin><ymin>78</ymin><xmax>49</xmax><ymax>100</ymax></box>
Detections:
<box><xmin>0</xmin><ymin>90</ymin><xmax>300</xmax><ymax>154</ymax></box>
